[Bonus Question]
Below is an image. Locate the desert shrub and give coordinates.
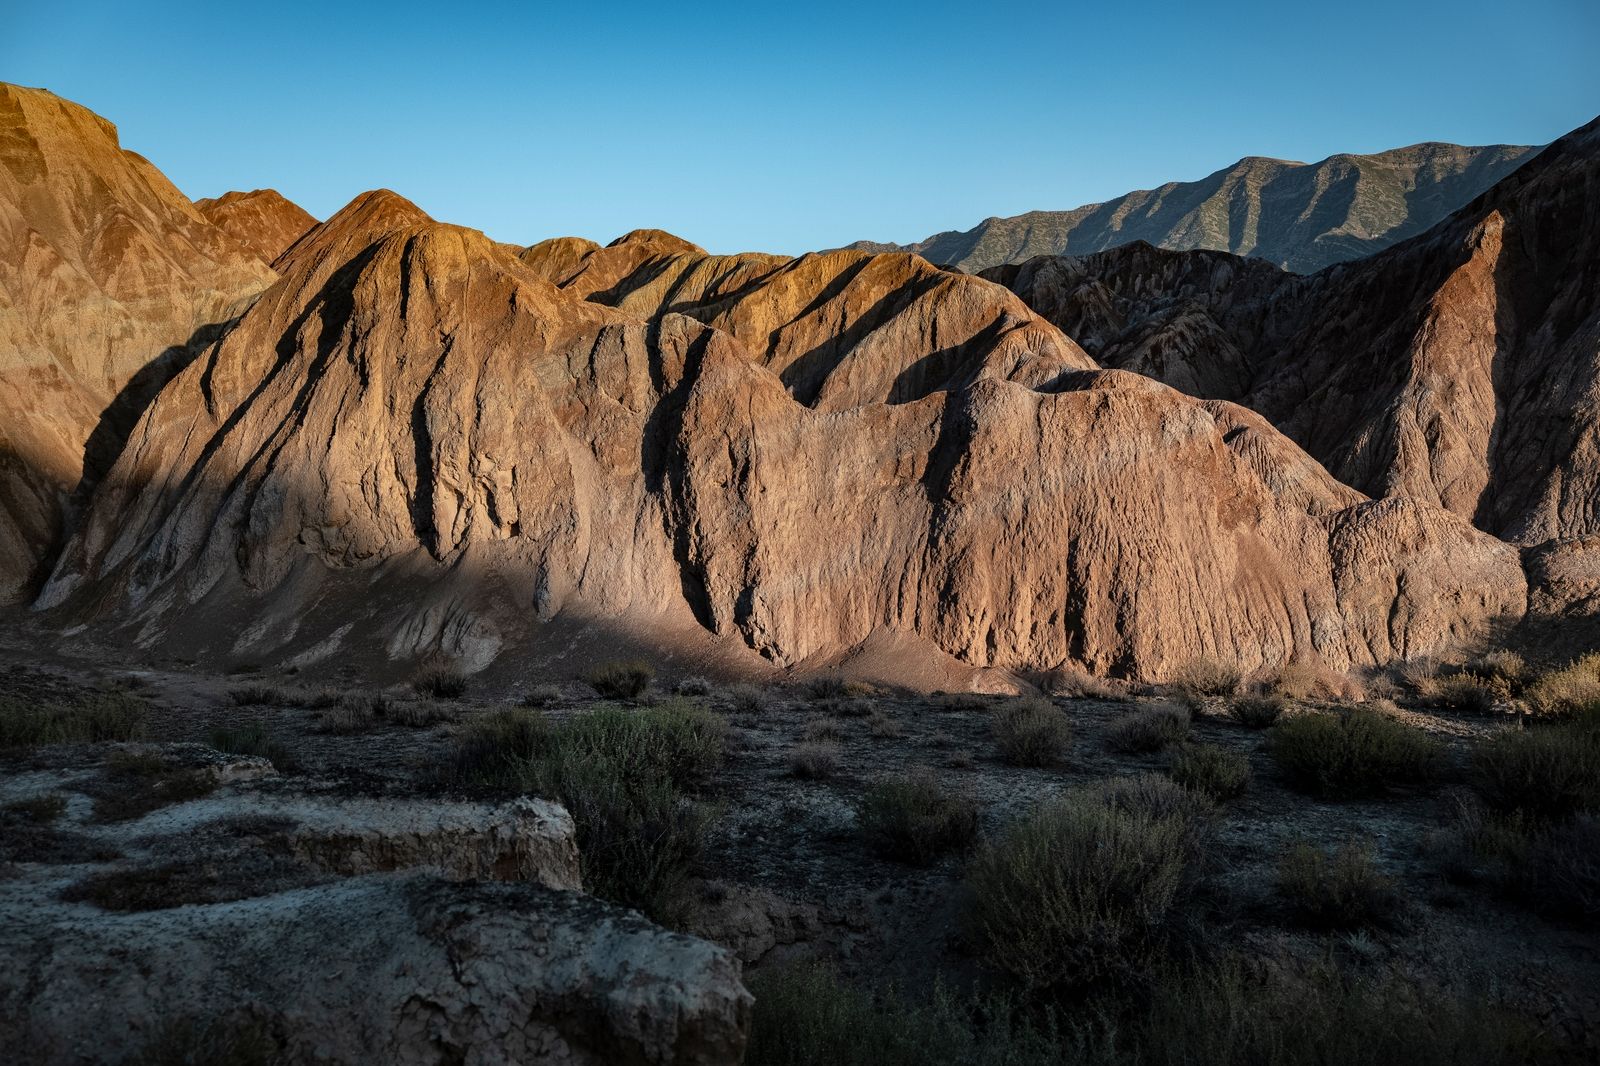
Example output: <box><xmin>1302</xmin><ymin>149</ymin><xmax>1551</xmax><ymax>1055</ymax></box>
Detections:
<box><xmin>340</xmin><ymin>690</ymin><xmax>391</xmax><ymax>715</ymax></box>
<box><xmin>93</xmin><ymin>751</ymin><xmax>218</xmax><ymax>822</ymax></box>
<box><xmin>1278</xmin><ymin>838</ymin><xmax>1398</xmax><ymax>929</ymax></box>
<box><xmin>1471</xmin><ymin>717</ymin><xmax>1600</xmax><ymax>821</ymax></box>
<box><xmin>5</xmin><ymin>793</ymin><xmax>66</xmax><ymax>824</ymax></box>
<box><xmin>207</xmin><ymin>722</ymin><xmax>296</xmax><ymax>771</ymax></box>
<box><xmin>723</xmin><ymin>683</ymin><xmax>770</xmax><ymax>714</ymax></box>
<box><xmin>1267</xmin><ymin>707</ymin><xmax>1442</xmax><ymax>797</ymax></box>
<box><xmin>965</xmin><ymin>786</ymin><xmax>1194</xmax><ymax>989</ymax></box>
<box><xmin>583</xmin><ymin>659</ymin><xmax>653</xmax><ymax>699</ymax></box>
<box><xmin>823</xmin><ymin>696</ymin><xmax>875</xmax><ymax>718</ymax></box>
<box><xmin>1169</xmin><ymin>742</ymin><xmax>1250</xmax><ymax>800</ymax></box>
<box><xmin>1259</xmin><ymin>661</ymin><xmax>1320</xmax><ymax>700</ymax></box>
<box><xmin>937</xmin><ymin>691</ymin><xmax>994</xmax><ymax>711</ymax></box>
<box><xmin>314</xmin><ymin>702</ymin><xmax>375</xmax><ymax>735</ymax></box>
<box><xmin>856</xmin><ymin>771</ymin><xmax>980</xmax><ymax>865</ymax></box>
<box><xmin>1170</xmin><ymin>657</ymin><xmax>1241</xmax><ymax>701</ymax></box>
<box><xmin>674</xmin><ymin>675</ymin><xmax>714</xmax><ymax>697</ymax></box>
<box><xmin>1464</xmin><ymin>650</ymin><xmax>1527</xmax><ymax>693</ymax></box>
<box><xmin>1044</xmin><ymin>665</ymin><xmax>1116</xmax><ymax>700</ymax></box>
<box><xmin>226</xmin><ymin>684</ymin><xmax>283</xmax><ymax>707</ymax></box>
<box><xmin>804</xmin><ymin>676</ymin><xmax>850</xmax><ymax>700</ymax></box>
<box><xmin>991</xmin><ymin>697</ymin><xmax>1071</xmax><ymax>766</ymax></box>
<box><xmin>295</xmin><ymin>688</ymin><xmax>344</xmax><ymax>710</ymax></box>
<box><xmin>1229</xmin><ymin>693</ymin><xmax>1285</xmax><ymax>729</ymax></box>
<box><xmin>1524</xmin><ymin>651</ymin><xmax>1600</xmax><ymax>716</ymax></box>
<box><xmin>789</xmin><ymin>741</ymin><xmax>840</xmax><ymax>780</ymax></box>
<box><xmin>803</xmin><ymin>717</ymin><xmax>844</xmax><ymax>742</ymax></box>
<box><xmin>124</xmin><ymin>1016</ymin><xmax>278</xmax><ymax>1066</ymax></box>
<box><xmin>0</xmin><ymin>691</ymin><xmax>146</xmax><ymax>748</ymax></box>
<box><xmin>1430</xmin><ymin>674</ymin><xmax>1497</xmax><ymax>714</ymax></box>
<box><xmin>1104</xmin><ymin>703</ymin><xmax>1190</xmax><ymax>753</ymax></box>
<box><xmin>867</xmin><ymin>709</ymin><xmax>903</xmax><ymax>738</ymax></box>
<box><xmin>443</xmin><ymin>707</ymin><xmax>546</xmax><ymax>786</ymax></box>
<box><xmin>386</xmin><ymin>699</ymin><xmax>458</xmax><ymax>728</ymax></box>
<box><xmin>1397</xmin><ymin>657</ymin><xmax>1443</xmax><ymax>698</ymax></box>
<box><xmin>519</xmin><ymin>683</ymin><xmax>563</xmax><ymax>708</ymax></box>
<box><xmin>1424</xmin><ymin>796</ymin><xmax>1534</xmax><ymax>888</ymax></box>
<box><xmin>1527</xmin><ymin>814</ymin><xmax>1600</xmax><ymax>923</ymax></box>
<box><xmin>411</xmin><ymin>658</ymin><xmax>468</xmax><ymax>699</ymax></box>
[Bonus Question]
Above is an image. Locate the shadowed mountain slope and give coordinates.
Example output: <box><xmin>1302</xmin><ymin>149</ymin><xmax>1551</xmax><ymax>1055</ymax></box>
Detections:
<box><xmin>985</xmin><ymin>113</ymin><xmax>1600</xmax><ymax>548</ymax></box>
<box><xmin>0</xmin><ymin>82</ymin><xmax>276</xmax><ymax>602</ymax></box>
<box><xmin>854</xmin><ymin>142</ymin><xmax>1537</xmax><ymax>274</ymax></box>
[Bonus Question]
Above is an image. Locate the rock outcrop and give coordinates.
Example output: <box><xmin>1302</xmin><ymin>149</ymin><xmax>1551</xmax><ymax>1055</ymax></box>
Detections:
<box><xmin>195</xmin><ymin>188</ymin><xmax>318</xmax><ymax>265</ymax></box>
<box><xmin>987</xmin><ymin>114</ymin><xmax>1600</xmax><ymax>548</ymax></box>
<box><xmin>0</xmin><ymin>82</ymin><xmax>276</xmax><ymax>602</ymax></box>
<box><xmin>39</xmin><ymin>178</ymin><xmax>1525</xmax><ymax>678</ymax></box>
<box><xmin>850</xmin><ymin>141</ymin><xmax>1537</xmax><ymax>273</ymax></box>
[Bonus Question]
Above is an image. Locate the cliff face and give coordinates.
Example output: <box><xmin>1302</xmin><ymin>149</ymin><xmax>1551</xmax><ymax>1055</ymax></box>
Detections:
<box><xmin>0</xmin><ymin>83</ymin><xmax>276</xmax><ymax>601</ymax></box>
<box><xmin>40</xmin><ymin>184</ymin><xmax>1524</xmax><ymax>680</ymax></box>
<box><xmin>988</xmin><ymin>114</ymin><xmax>1600</xmax><ymax>547</ymax></box>
<box><xmin>853</xmin><ymin>142</ymin><xmax>1537</xmax><ymax>274</ymax></box>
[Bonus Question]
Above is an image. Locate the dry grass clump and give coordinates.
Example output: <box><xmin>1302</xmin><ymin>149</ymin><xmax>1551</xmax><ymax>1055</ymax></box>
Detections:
<box><xmin>411</xmin><ymin>657</ymin><xmax>468</xmax><ymax>699</ymax></box>
<box><xmin>0</xmin><ymin>691</ymin><xmax>146</xmax><ymax>748</ymax></box>
<box><xmin>1169</xmin><ymin>743</ymin><xmax>1250</xmax><ymax>800</ymax></box>
<box><xmin>804</xmin><ymin>676</ymin><xmax>849</xmax><ymax>700</ymax></box>
<box><xmin>803</xmin><ymin>717</ymin><xmax>844</xmax><ymax>742</ymax></box>
<box><xmin>386</xmin><ymin>699</ymin><xmax>459</xmax><ymax>728</ymax></box>
<box><xmin>92</xmin><ymin>751</ymin><xmax>218</xmax><ymax>822</ymax></box>
<box><xmin>227</xmin><ymin>684</ymin><xmax>286</xmax><ymax>707</ymax></box>
<box><xmin>937</xmin><ymin>691</ymin><xmax>995</xmax><ymax>711</ymax></box>
<box><xmin>1169</xmin><ymin>657</ymin><xmax>1242</xmax><ymax>702</ymax></box>
<box><xmin>1042</xmin><ymin>664</ymin><xmax>1117</xmax><ymax>700</ymax></box>
<box><xmin>519</xmin><ymin>683</ymin><xmax>563</xmax><ymax>709</ymax></box>
<box><xmin>208</xmin><ymin>721</ymin><xmax>297</xmax><ymax>771</ymax></box>
<box><xmin>1277</xmin><ymin>838</ymin><xmax>1399</xmax><ymax>929</ymax></box>
<box><xmin>723</xmin><ymin>683</ymin><xmax>771</xmax><ymax>714</ymax></box>
<box><xmin>1471</xmin><ymin>715</ymin><xmax>1600</xmax><ymax>821</ymax></box>
<box><xmin>1104</xmin><ymin>704</ymin><xmax>1190</xmax><ymax>753</ymax></box>
<box><xmin>965</xmin><ymin>779</ymin><xmax>1205</xmax><ymax>989</ymax></box>
<box><xmin>582</xmin><ymin>659</ymin><xmax>654</xmax><ymax>699</ymax></box>
<box><xmin>314</xmin><ymin>701</ymin><xmax>376</xmax><ymax>734</ymax></box>
<box><xmin>675</xmin><ymin>675</ymin><xmax>714</xmax><ymax>697</ymax></box>
<box><xmin>823</xmin><ymin>696</ymin><xmax>875</xmax><ymax>718</ymax></box>
<box><xmin>1229</xmin><ymin>693</ymin><xmax>1285</xmax><ymax>729</ymax></box>
<box><xmin>789</xmin><ymin>741</ymin><xmax>840</xmax><ymax>780</ymax></box>
<box><xmin>991</xmin><ymin>697</ymin><xmax>1071</xmax><ymax>767</ymax></box>
<box><xmin>1396</xmin><ymin>657</ymin><xmax>1443</xmax><ymax>699</ymax></box>
<box><xmin>1524</xmin><ymin>652</ymin><xmax>1600</xmax><ymax>717</ymax></box>
<box><xmin>1267</xmin><ymin>707</ymin><xmax>1442</xmax><ymax>797</ymax></box>
<box><xmin>868</xmin><ymin>709</ymin><xmax>904</xmax><ymax>738</ymax></box>
<box><xmin>855</xmin><ymin>771</ymin><xmax>980</xmax><ymax>865</ymax></box>
<box><xmin>1429</xmin><ymin>674</ymin><xmax>1498</xmax><ymax>714</ymax></box>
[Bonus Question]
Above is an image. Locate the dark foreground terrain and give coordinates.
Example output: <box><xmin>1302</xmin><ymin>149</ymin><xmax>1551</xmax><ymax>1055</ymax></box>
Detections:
<box><xmin>3</xmin><ymin>621</ymin><xmax>1598</xmax><ymax>1064</ymax></box>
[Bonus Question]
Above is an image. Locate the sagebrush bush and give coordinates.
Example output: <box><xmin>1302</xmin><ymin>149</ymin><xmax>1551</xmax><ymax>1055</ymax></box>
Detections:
<box><xmin>1169</xmin><ymin>743</ymin><xmax>1250</xmax><ymax>800</ymax></box>
<box><xmin>1466</xmin><ymin>650</ymin><xmax>1527</xmax><ymax>691</ymax></box>
<box><xmin>227</xmin><ymin>684</ymin><xmax>284</xmax><ymax>707</ymax></box>
<box><xmin>991</xmin><ymin>697</ymin><xmax>1071</xmax><ymax>766</ymax></box>
<box><xmin>938</xmin><ymin>692</ymin><xmax>994</xmax><ymax>711</ymax></box>
<box><xmin>1229</xmin><ymin>694</ymin><xmax>1285</xmax><ymax>729</ymax></box>
<box><xmin>1277</xmin><ymin>838</ymin><xmax>1398</xmax><ymax>929</ymax></box>
<box><xmin>207</xmin><ymin>722</ymin><xmax>296</xmax><ymax>771</ymax></box>
<box><xmin>789</xmin><ymin>741</ymin><xmax>840</xmax><ymax>779</ymax></box>
<box><xmin>856</xmin><ymin>771</ymin><xmax>980</xmax><ymax>865</ymax></box>
<box><xmin>520</xmin><ymin>684</ymin><xmax>562</xmax><ymax>708</ymax></box>
<box><xmin>1044</xmin><ymin>665</ymin><xmax>1116</xmax><ymax>699</ymax></box>
<box><xmin>1105</xmin><ymin>704</ymin><xmax>1190</xmax><ymax>753</ymax></box>
<box><xmin>411</xmin><ymin>658</ymin><xmax>468</xmax><ymax>699</ymax></box>
<box><xmin>724</xmin><ymin>683</ymin><xmax>770</xmax><ymax>714</ymax></box>
<box><xmin>1170</xmin><ymin>657</ymin><xmax>1242</xmax><ymax>700</ymax></box>
<box><xmin>1431</xmin><ymin>674</ymin><xmax>1497</xmax><ymax>714</ymax></box>
<box><xmin>802</xmin><ymin>717</ymin><xmax>843</xmax><ymax>742</ymax></box>
<box><xmin>0</xmin><ymin>692</ymin><xmax>145</xmax><ymax>748</ymax></box>
<box><xmin>1471</xmin><ymin>717</ymin><xmax>1600</xmax><ymax>821</ymax></box>
<box><xmin>867</xmin><ymin>709</ymin><xmax>903</xmax><ymax>738</ymax></box>
<box><xmin>965</xmin><ymin>785</ymin><xmax>1197</xmax><ymax>988</ymax></box>
<box><xmin>445</xmin><ymin>699</ymin><xmax>725</xmax><ymax>918</ymax></box>
<box><xmin>675</xmin><ymin>675</ymin><xmax>714</xmax><ymax>697</ymax></box>
<box><xmin>582</xmin><ymin>659</ymin><xmax>654</xmax><ymax>699</ymax></box>
<box><xmin>1267</xmin><ymin>707</ymin><xmax>1442</xmax><ymax>797</ymax></box>
<box><xmin>804</xmin><ymin>676</ymin><xmax>850</xmax><ymax>700</ymax></box>
<box><xmin>1524</xmin><ymin>652</ymin><xmax>1600</xmax><ymax>717</ymax></box>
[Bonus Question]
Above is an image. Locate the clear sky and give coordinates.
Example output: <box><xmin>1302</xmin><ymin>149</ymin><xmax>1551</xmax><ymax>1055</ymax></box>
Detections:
<box><xmin>6</xmin><ymin>0</ymin><xmax>1597</xmax><ymax>254</ymax></box>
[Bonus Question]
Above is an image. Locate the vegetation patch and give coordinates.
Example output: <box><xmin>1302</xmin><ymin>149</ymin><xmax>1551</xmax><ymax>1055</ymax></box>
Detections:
<box><xmin>1267</xmin><ymin>707</ymin><xmax>1442</xmax><ymax>797</ymax></box>
<box><xmin>91</xmin><ymin>751</ymin><xmax>218</xmax><ymax>823</ymax></box>
<box><xmin>1229</xmin><ymin>693</ymin><xmax>1285</xmax><ymax>729</ymax></box>
<box><xmin>1471</xmin><ymin>715</ymin><xmax>1600</xmax><ymax>821</ymax></box>
<box><xmin>1104</xmin><ymin>703</ymin><xmax>1190</xmax><ymax>753</ymax></box>
<box><xmin>991</xmin><ymin>697</ymin><xmax>1071</xmax><ymax>766</ymax></box>
<box><xmin>582</xmin><ymin>659</ymin><xmax>654</xmax><ymax>699</ymax></box>
<box><xmin>789</xmin><ymin>741</ymin><xmax>840</xmax><ymax>780</ymax></box>
<box><xmin>0</xmin><ymin>691</ymin><xmax>146</xmax><ymax>748</ymax></box>
<box><xmin>855</xmin><ymin>771</ymin><xmax>980</xmax><ymax>865</ymax></box>
<box><xmin>1169</xmin><ymin>742</ymin><xmax>1250</xmax><ymax>800</ymax></box>
<box><xmin>411</xmin><ymin>658</ymin><xmax>468</xmax><ymax>699</ymax></box>
<box><xmin>1524</xmin><ymin>652</ymin><xmax>1600</xmax><ymax>717</ymax></box>
<box><xmin>209</xmin><ymin>722</ymin><xmax>298</xmax><ymax>772</ymax></box>
<box><xmin>1277</xmin><ymin>838</ymin><xmax>1399</xmax><ymax>930</ymax></box>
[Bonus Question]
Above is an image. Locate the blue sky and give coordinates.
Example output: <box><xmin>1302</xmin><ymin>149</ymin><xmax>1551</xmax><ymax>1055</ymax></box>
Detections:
<box><xmin>6</xmin><ymin>1</ymin><xmax>1597</xmax><ymax>254</ymax></box>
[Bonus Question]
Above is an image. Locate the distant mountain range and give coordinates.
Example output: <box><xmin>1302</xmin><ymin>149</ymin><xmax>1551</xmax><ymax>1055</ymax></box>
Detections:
<box><xmin>848</xmin><ymin>142</ymin><xmax>1539</xmax><ymax>273</ymax></box>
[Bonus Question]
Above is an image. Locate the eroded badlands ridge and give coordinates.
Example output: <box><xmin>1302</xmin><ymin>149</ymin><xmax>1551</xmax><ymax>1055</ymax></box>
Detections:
<box><xmin>38</xmin><ymin>182</ymin><xmax>1524</xmax><ymax>679</ymax></box>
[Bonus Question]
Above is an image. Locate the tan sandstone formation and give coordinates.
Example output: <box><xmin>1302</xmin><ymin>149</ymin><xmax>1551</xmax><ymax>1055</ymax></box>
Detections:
<box><xmin>37</xmin><ymin>167</ymin><xmax>1525</xmax><ymax>679</ymax></box>
<box><xmin>0</xmin><ymin>82</ymin><xmax>276</xmax><ymax>602</ymax></box>
<box><xmin>194</xmin><ymin>187</ymin><xmax>318</xmax><ymax>265</ymax></box>
<box><xmin>986</xmin><ymin>114</ymin><xmax>1600</xmax><ymax>548</ymax></box>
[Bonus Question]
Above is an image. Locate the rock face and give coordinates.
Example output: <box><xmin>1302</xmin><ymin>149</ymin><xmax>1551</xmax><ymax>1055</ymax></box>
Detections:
<box><xmin>0</xmin><ymin>82</ymin><xmax>276</xmax><ymax>602</ymax></box>
<box><xmin>195</xmin><ymin>188</ymin><xmax>318</xmax><ymax>265</ymax></box>
<box><xmin>39</xmin><ymin>177</ymin><xmax>1526</xmax><ymax>678</ymax></box>
<box><xmin>987</xmin><ymin>114</ymin><xmax>1600</xmax><ymax>547</ymax></box>
<box><xmin>851</xmin><ymin>141</ymin><xmax>1537</xmax><ymax>274</ymax></box>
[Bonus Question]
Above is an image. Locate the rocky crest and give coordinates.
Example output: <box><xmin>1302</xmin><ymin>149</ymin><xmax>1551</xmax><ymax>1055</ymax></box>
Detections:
<box><xmin>853</xmin><ymin>142</ymin><xmax>1536</xmax><ymax>274</ymax></box>
<box><xmin>986</xmin><ymin>114</ymin><xmax>1600</xmax><ymax>547</ymax></box>
<box><xmin>195</xmin><ymin>188</ymin><xmax>318</xmax><ymax>265</ymax></box>
<box><xmin>0</xmin><ymin>83</ymin><xmax>276</xmax><ymax>602</ymax></box>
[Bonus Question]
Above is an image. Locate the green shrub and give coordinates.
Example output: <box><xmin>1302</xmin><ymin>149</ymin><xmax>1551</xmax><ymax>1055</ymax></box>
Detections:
<box><xmin>446</xmin><ymin>699</ymin><xmax>725</xmax><ymax>918</ymax></box>
<box><xmin>965</xmin><ymin>786</ymin><xmax>1194</xmax><ymax>988</ymax></box>
<box><xmin>1170</xmin><ymin>743</ymin><xmax>1250</xmax><ymax>800</ymax></box>
<box><xmin>991</xmin><ymin>697</ymin><xmax>1071</xmax><ymax>766</ymax></box>
<box><xmin>1524</xmin><ymin>652</ymin><xmax>1600</xmax><ymax>716</ymax></box>
<box><xmin>1105</xmin><ymin>703</ymin><xmax>1190</xmax><ymax>753</ymax></box>
<box><xmin>1471</xmin><ymin>718</ymin><xmax>1600</xmax><ymax>821</ymax></box>
<box><xmin>583</xmin><ymin>659</ymin><xmax>654</xmax><ymax>699</ymax></box>
<box><xmin>856</xmin><ymin>771</ymin><xmax>980</xmax><ymax>865</ymax></box>
<box><xmin>0</xmin><ymin>692</ymin><xmax>146</xmax><ymax>748</ymax></box>
<box><xmin>1267</xmin><ymin>708</ymin><xmax>1442</xmax><ymax>797</ymax></box>
<box><xmin>207</xmin><ymin>722</ymin><xmax>297</xmax><ymax>771</ymax></box>
<box><xmin>1277</xmin><ymin>838</ymin><xmax>1398</xmax><ymax>929</ymax></box>
<box><xmin>1229</xmin><ymin>694</ymin><xmax>1285</xmax><ymax>729</ymax></box>
<box><xmin>411</xmin><ymin>658</ymin><xmax>468</xmax><ymax>699</ymax></box>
